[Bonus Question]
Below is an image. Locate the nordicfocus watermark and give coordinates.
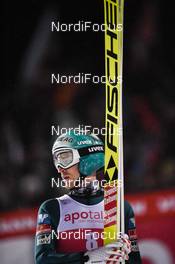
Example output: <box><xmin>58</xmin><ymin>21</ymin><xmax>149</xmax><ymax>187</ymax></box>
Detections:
<box><xmin>51</xmin><ymin>125</ymin><xmax>122</xmax><ymax>137</ymax></box>
<box><xmin>51</xmin><ymin>73</ymin><xmax>122</xmax><ymax>85</ymax></box>
<box><xmin>51</xmin><ymin>229</ymin><xmax>118</xmax><ymax>241</ymax></box>
<box><xmin>51</xmin><ymin>178</ymin><xmax>123</xmax><ymax>189</ymax></box>
<box><xmin>51</xmin><ymin>21</ymin><xmax>122</xmax><ymax>32</ymax></box>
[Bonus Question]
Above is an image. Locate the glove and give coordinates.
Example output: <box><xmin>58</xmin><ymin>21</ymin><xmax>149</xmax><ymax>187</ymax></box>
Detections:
<box><xmin>84</xmin><ymin>233</ymin><xmax>131</xmax><ymax>264</ymax></box>
<box><xmin>105</xmin><ymin>233</ymin><xmax>131</xmax><ymax>263</ymax></box>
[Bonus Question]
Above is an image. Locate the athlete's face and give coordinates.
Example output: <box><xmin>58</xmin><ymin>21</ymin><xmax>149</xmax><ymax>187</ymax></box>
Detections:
<box><xmin>58</xmin><ymin>164</ymin><xmax>80</xmax><ymax>189</ymax></box>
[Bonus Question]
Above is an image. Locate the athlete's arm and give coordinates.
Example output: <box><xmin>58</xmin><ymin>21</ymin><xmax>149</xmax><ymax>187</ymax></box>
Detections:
<box><xmin>35</xmin><ymin>199</ymin><xmax>85</xmax><ymax>264</ymax></box>
<box><xmin>124</xmin><ymin>200</ymin><xmax>142</xmax><ymax>264</ymax></box>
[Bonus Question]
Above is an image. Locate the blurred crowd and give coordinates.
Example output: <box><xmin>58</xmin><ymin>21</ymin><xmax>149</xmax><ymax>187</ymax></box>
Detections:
<box><xmin>1</xmin><ymin>0</ymin><xmax>175</xmax><ymax>211</ymax></box>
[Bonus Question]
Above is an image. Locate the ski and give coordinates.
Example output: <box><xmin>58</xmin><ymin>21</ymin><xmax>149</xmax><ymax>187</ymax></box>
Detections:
<box><xmin>103</xmin><ymin>0</ymin><xmax>125</xmax><ymax>248</ymax></box>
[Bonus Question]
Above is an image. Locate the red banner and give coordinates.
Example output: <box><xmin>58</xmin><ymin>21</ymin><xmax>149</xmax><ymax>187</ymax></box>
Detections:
<box><xmin>0</xmin><ymin>208</ymin><xmax>38</xmax><ymax>239</ymax></box>
<box><xmin>126</xmin><ymin>188</ymin><xmax>175</xmax><ymax>264</ymax></box>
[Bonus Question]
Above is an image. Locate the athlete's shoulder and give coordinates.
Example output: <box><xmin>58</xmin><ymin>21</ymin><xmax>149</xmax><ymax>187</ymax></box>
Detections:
<box><xmin>124</xmin><ymin>200</ymin><xmax>137</xmax><ymax>236</ymax></box>
<box><xmin>38</xmin><ymin>198</ymin><xmax>60</xmax><ymax>218</ymax></box>
<box><xmin>124</xmin><ymin>200</ymin><xmax>134</xmax><ymax>218</ymax></box>
<box><xmin>39</xmin><ymin>198</ymin><xmax>58</xmax><ymax>210</ymax></box>
<box><xmin>37</xmin><ymin>198</ymin><xmax>61</xmax><ymax>227</ymax></box>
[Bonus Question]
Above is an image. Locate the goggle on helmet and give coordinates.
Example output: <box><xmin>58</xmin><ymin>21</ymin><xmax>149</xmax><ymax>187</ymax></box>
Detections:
<box><xmin>52</xmin><ymin>132</ymin><xmax>104</xmax><ymax>176</ymax></box>
<box><xmin>53</xmin><ymin>148</ymin><xmax>80</xmax><ymax>169</ymax></box>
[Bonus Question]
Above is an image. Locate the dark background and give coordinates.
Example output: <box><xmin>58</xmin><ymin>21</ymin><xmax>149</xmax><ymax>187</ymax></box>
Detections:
<box><xmin>1</xmin><ymin>0</ymin><xmax>175</xmax><ymax>211</ymax></box>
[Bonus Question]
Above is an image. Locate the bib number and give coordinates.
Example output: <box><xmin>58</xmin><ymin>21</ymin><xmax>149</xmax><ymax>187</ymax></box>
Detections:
<box><xmin>86</xmin><ymin>232</ymin><xmax>98</xmax><ymax>250</ymax></box>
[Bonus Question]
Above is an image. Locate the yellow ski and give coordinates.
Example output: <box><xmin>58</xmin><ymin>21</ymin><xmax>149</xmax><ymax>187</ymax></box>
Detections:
<box><xmin>104</xmin><ymin>0</ymin><xmax>125</xmax><ymax>245</ymax></box>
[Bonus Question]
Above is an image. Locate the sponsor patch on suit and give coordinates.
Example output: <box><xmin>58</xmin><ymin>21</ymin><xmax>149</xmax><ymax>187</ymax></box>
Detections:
<box><xmin>37</xmin><ymin>233</ymin><xmax>51</xmax><ymax>245</ymax></box>
<box><xmin>38</xmin><ymin>214</ymin><xmax>51</xmax><ymax>225</ymax></box>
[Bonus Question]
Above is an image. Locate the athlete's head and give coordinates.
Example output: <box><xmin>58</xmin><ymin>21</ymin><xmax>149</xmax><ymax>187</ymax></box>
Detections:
<box><xmin>52</xmin><ymin>130</ymin><xmax>104</xmax><ymax>189</ymax></box>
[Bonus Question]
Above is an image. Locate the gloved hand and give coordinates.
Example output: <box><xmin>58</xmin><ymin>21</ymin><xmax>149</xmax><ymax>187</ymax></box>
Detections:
<box><xmin>84</xmin><ymin>233</ymin><xmax>131</xmax><ymax>264</ymax></box>
<box><xmin>105</xmin><ymin>233</ymin><xmax>131</xmax><ymax>263</ymax></box>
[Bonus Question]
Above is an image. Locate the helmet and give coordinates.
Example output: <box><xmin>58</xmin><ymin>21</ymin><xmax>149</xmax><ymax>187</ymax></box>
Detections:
<box><xmin>52</xmin><ymin>131</ymin><xmax>104</xmax><ymax>177</ymax></box>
